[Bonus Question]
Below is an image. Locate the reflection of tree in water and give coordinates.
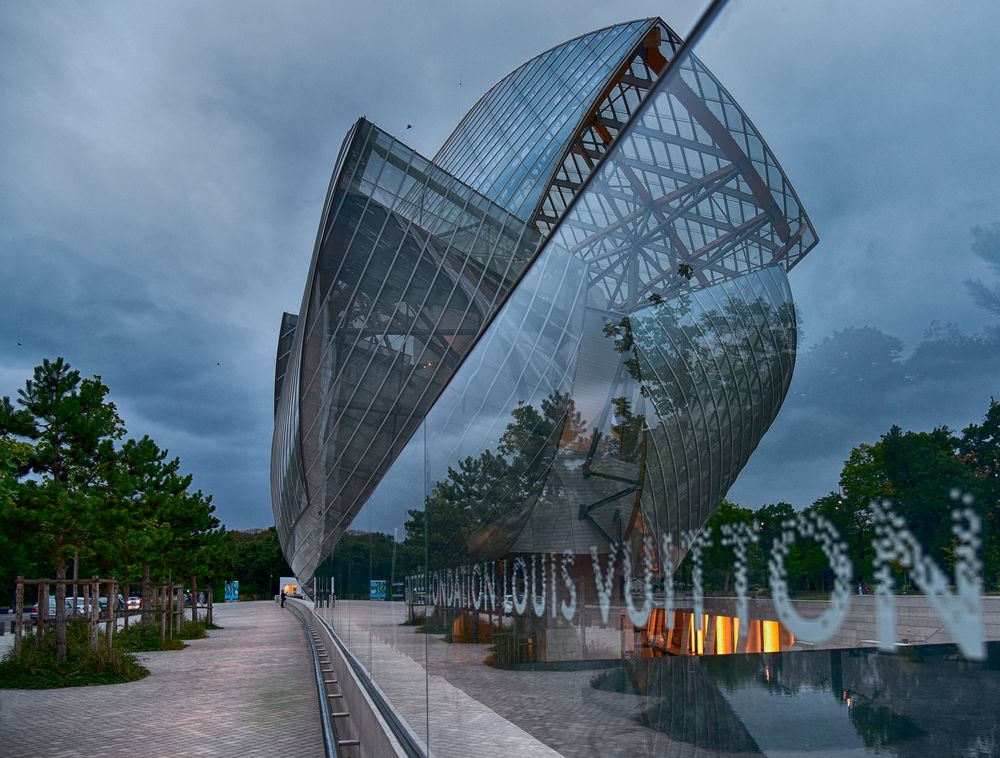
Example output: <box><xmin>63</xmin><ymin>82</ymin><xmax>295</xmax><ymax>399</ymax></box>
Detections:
<box><xmin>403</xmin><ymin>390</ymin><xmax>587</xmax><ymax>565</ymax></box>
<box><xmin>589</xmin><ymin>658</ymin><xmax>764</xmax><ymax>754</ymax></box>
<box><xmin>848</xmin><ymin>703</ymin><xmax>925</xmax><ymax>752</ymax></box>
<box><xmin>584</xmin><ymin>645</ymin><xmax>1000</xmax><ymax>757</ymax></box>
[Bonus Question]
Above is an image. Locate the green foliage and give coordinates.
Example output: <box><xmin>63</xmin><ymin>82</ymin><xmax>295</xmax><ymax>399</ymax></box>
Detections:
<box><xmin>327</xmin><ymin>530</ymin><xmax>398</xmax><ymax>599</ymax></box>
<box><xmin>0</xmin><ymin>358</ymin><xmax>125</xmax><ymax>578</ymax></box>
<box><xmin>0</xmin><ymin>358</ymin><xmax>229</xmax><ymax>661</ymax></box>
<box><xmin>176</xmin><ymin>620</ymin><xmax>208</xmax><ymax>640</ymax></box>
<box><xmin>227</xmin><ymin>527</ymin><xmax>290</xmax><ymax>598</ymax></box>
<box><xmin>693</xmin><ymin>398</ymin><xmax>1000</xmax><ymax>594</ymax></box>
<box><xmin>960</xmin><ymin>399</ymin><xmax>1000</xmax><ymax>584</ymax></box>
<box><xmin>0</xmin><ymin>620</ymin><xmax>149</xmax><ymax>688</ymax></box>
<box><xmin>699</xmin><ymin>500</ymin><xmax>753</xmax><ymax>592</ymax></box>
<box><xmin>114</xmin><ymin>622</ymin><xmax>187</xmax><ymax>652</ymax></box>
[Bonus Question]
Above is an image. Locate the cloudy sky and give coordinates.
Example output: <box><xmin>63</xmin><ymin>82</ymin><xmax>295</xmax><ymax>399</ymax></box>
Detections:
<box><xmin>2</xmin><ymin>1</ymin><xmax>998</xmax><ymax>530</ymax></box>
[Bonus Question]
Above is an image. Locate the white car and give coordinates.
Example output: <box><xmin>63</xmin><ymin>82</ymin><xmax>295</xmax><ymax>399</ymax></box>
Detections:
<box><xmin>28</xmin><ymin>597</ymin><xmax>73</xmax><ymax>620</ymax></box>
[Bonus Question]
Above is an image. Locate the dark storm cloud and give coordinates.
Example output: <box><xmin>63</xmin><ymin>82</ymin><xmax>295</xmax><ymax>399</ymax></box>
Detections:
<box><xmin>3</xmin><ymin>0</ymin><xmax>999</xmax><ymax>530</ymax></box>
<box><xmin>0</xmin><ymin>0</ymin><xmax>701</xmax><ymax>528</ymax></box>
<box><xmin>729</xmin><ymin>321</ymin><xmax>1000</xmax><ymax>509</ymax></box>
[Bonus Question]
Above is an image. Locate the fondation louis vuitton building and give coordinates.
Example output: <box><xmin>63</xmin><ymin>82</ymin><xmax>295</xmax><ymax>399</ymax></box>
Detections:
<box><xmin>263</xmin><ymin>13</ymin><xmax>1000</xmax><ymax>758</ymax></box>
<box><xmin>270</xmin><ymin>13</ymin><xmax>826</xmax><ymax>754</ymax></box>
<box><xmin>272</xmin><ymin>15</ymin><xmax>816</xmax><ymax>583</ymax></box>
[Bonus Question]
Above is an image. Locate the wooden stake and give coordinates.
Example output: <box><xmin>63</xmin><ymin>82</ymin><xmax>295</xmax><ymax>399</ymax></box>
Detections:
<box><xmin>37</xmin><ymin>582</ymin><xmax>48</xmax><ymax>647</ymax></box>
<box><xmin>90</xmin><ymin>578</ymin><xmax>99</xmax><ymax>652</ymax></box>
<box><xmin>14</xmin><ymin>577</ymin><xmax>23</xmax><ymax>658</ymax></box>
<box><xmin>105</xmin><ymin>580</ymin><xmax>116</xmax><ymax>647</ymax></box>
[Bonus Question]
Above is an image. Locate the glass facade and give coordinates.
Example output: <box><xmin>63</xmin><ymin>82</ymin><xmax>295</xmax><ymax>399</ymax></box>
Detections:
<box><xmin>272</xmin><ymin>119</ymin><xmax>540</xmax><ymax>580</ymax></box>
<box><xmin>272</xmin><ymin>7</ymin><xmax>1000</xmax><ymax>756</ymax></box>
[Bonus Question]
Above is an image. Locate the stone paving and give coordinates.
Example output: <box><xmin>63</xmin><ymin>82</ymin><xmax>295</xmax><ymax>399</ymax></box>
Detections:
<box><xmin>0</xmin><ymin>601</ymin><xmax>325</xmax><ymax>758</ymax></box>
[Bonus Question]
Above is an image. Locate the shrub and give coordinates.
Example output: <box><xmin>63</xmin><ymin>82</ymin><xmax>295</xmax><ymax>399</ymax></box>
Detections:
<box><xmin>176</xmin><ymin>620</ymin><xmax>207</xmax><ymax>640</ymax></box>
<box><xmin>114</xmin><ymin>622</ymin><xmax>187</xmax><ymax>652</ymax></box>
<box><xmin>0</xmin><ymin>620</ymin><xmax>149</xmax><ymax>688</ymax></box>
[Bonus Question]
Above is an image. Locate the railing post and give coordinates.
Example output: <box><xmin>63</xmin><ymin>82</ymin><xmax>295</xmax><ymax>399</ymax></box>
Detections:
<box><xmin>105</xmin><ymin>580</ymin><xmax>116</xmax><ymax>646</ymax></box>
<box><xmin>90</xmin><ymin>578</ymin><xmax>99</xmax><ymax>652</ymax></box>
<box><xmin>37</xmin><ymin>580</ymin><xmax>48</xmax><ymax>647</ymax></box>
<box><xmin>14</xmin><ymin>576</ymin><xmax>23</xmax><ymax>658</ymax></box>
<box><xmin>83</xmin><ymin>581</ymin><xmax>91</xmax><ymax>643</ymax></box>
<box><xmin>191</xmin><ymin>576</ymin><xmax>198</xmax><ymax>624</ymax></box>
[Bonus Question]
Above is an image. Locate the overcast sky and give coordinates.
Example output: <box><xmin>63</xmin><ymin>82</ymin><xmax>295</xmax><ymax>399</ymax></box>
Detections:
<box><xmin>2</xmin><ymin>1</ymin><xmax>998</xmax><ymax>530</ymax></box>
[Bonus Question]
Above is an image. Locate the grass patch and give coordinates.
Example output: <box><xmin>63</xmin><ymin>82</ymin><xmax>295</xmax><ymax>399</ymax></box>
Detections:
<box><xmin>0</xmin><ymin>620</ymin><xmax>148</xmax><ymax>689</ymax></box>
<box><xmin>205</xmin><ymin>622</ymin><xmax>223</xmax><ymax>630</ymax></box>
<box><xmin>176</xmin><ymin>620</ymin><xmax>208</xmax><ymax>640</ymax></box>
<box><xmin>115</xmin><ymin>619</ymin><xmax>212</xmax><ymax>649</ymax></box>
<box><xmin>407</xmin><ymin>612</ymin><xmax>452</xmax><ymax>636</ymax></box>
<box><xmin>114</xmin><ymin>622</ymin><xmax>187</xmax><ymax>652</ymax></box>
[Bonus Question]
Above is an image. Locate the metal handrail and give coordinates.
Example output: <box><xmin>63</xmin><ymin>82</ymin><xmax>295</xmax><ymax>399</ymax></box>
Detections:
<box><xmin>311</xmin><ymin>611</ymin><xmax>426</xmax><ymax>758</ymax></box>
<box><xmin>289</xmin><ymin>602</ymin><xmax>339</xmax><ymax>758</ymax></box>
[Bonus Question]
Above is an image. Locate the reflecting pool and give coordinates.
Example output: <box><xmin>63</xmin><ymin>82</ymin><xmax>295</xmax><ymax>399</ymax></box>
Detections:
<box><xmin>586</xmin><ymin>641</ymin><xmax>1000</xmax><ymax>756</ymax></box>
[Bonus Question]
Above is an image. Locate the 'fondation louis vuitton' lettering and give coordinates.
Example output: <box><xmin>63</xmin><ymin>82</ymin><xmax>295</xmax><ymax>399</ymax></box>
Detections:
<box><xmin>404</xmin><ymin>497</ymin><xmax>985</xmax><ymax>659</ymax></box>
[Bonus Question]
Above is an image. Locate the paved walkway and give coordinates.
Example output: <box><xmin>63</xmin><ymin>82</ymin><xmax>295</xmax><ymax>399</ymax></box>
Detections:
<box><xmin>0</xmin><ymin>601</ymin><xmax>325</xmax><ymax>757</ymax></box>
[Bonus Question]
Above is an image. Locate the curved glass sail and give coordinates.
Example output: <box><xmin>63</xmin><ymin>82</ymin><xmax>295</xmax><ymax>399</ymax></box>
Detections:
<box><xmin>272</xmin><ymin>14</ymin><xmax>815</xmax><ymax>582</ymax></box>
<box><xmin>434</xmin><ymin>19</ymin><xmax>663</xmax><ymax>219</ymax></box>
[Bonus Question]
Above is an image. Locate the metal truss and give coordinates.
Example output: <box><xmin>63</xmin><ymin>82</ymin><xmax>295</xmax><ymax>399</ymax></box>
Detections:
<box><xmin>534</xmin><ymin>24</ymin><xmax>817</xmax><ymax>313</ymax></box>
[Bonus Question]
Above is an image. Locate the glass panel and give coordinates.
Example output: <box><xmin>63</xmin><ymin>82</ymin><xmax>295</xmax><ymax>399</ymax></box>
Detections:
<box><xmin>276</xmin><ymin>2</ymin><xmax>1000</xmax><ymax>754</ymax></box>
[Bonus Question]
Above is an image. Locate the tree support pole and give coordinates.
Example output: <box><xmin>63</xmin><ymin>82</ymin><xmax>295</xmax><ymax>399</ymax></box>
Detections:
<box><xmin>14</xmin><ymin>577</ymin><xmax>23</xmax><ymax>659</ymax></box>
<box><xmin>89</xmin><ymin>578</ymin><xmax>99</xmax><ymax>652</ymax></box>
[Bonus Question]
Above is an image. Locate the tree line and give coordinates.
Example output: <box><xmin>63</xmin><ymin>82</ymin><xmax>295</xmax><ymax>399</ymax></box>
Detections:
<box><xmin>0</xmin><ymin>358</ymin><xmax>232</xmax><ymax>661</ymax></box>
<box><xmin>697</xmin><ymin>398</ymin><xmax>1000</xmax><ymax>594</ymax></box>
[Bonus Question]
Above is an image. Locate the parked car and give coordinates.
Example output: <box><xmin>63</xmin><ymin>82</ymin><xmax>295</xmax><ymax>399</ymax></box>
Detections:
<box><xmin>127</xmin><ymin>596</ymin><xmax>141</xmax><ymax>611</ymax></box>
<box><xmin>96</xmin><ymin>595</ymin><xmax>125</xmax><ymax>618</ymax></box>
<box><xmin>28</xmin><ymin>597</ymin><xmax>73</xmax><ymax>621</ymax></box>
